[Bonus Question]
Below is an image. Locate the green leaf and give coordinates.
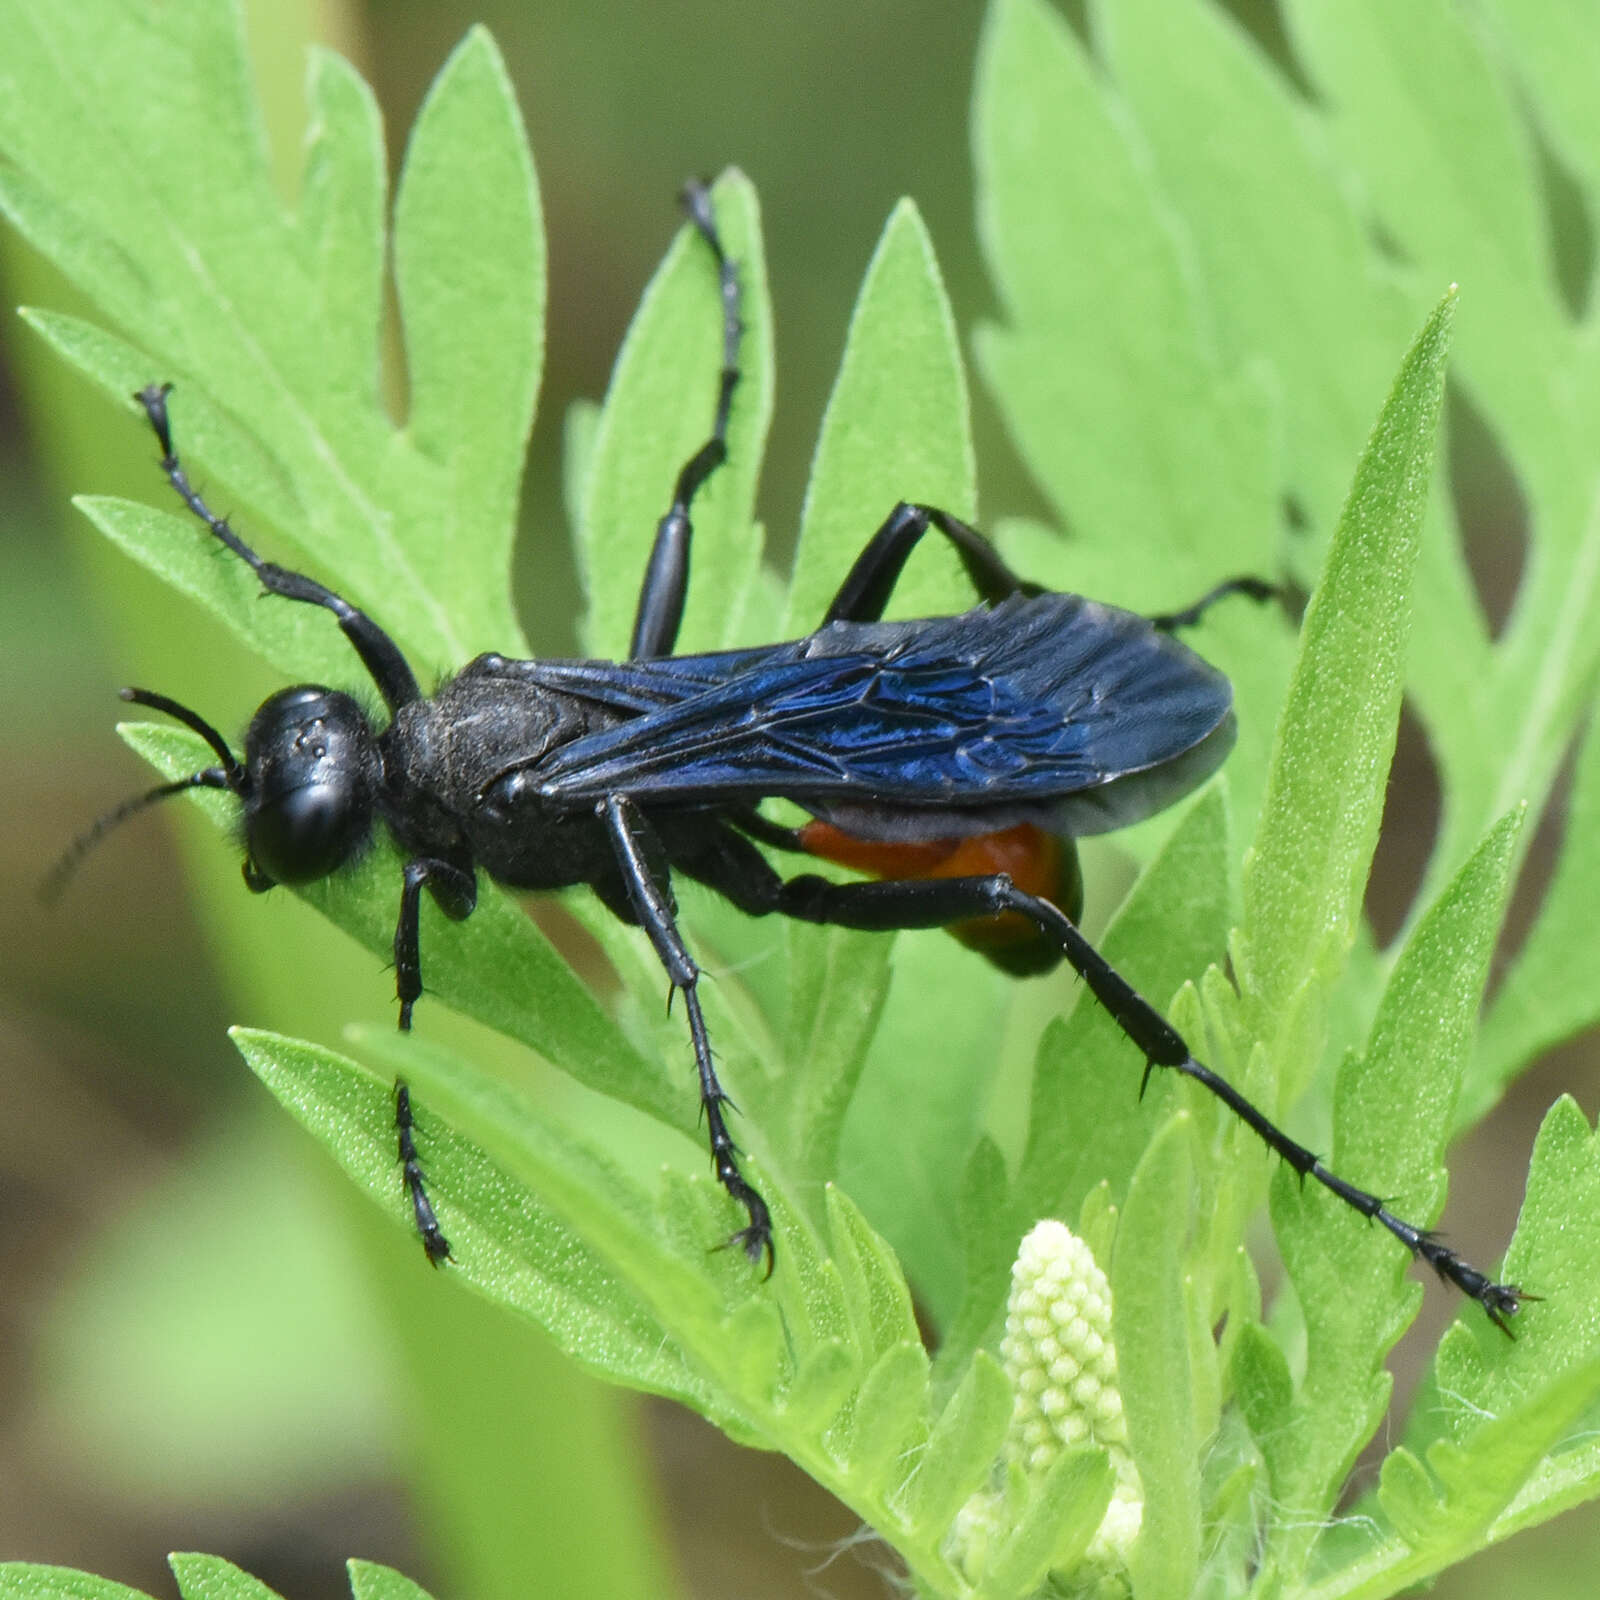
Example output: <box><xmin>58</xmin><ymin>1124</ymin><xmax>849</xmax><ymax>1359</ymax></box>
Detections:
<box><xmin>390</xmin><ymin>28</ymin><xmax>543</xmax><ymax>628</ymax></box>
<box><xmin>231</xmin><ymin>1026</ymin><xmax>729</xmax><ymax>1418</ymax></box>
<box><xmin>824</xmin><ymin>1339</ymin><xmax>930</xmax><ymax>1491</ymax></box>
<box><xmin>120</xmin><ymin>719</ymin><xmax>676</xmax><ymax>1125</ymax></box>
<box><xmin>0</xmin><ymin>1559</ymin><xmax>442</xmax><ymax>1600</ymax></box>
<box><xmin>346</xmin><ymin>1565</ymin><xmax>438</xmax><ymax>1600</ymax></box>
<box><xmin>775</xmin><ymin>198</ymin><xmax>983</xmax><ymax>1255</ymax></box>
<box><xmin>77</xmin><ymin>491</ymin><xmax>354</xmax><ymax>688</ymax></box>
<box><xmin>298</xmin><ymin>49</ymin><xmax>386</xmax><ymax>414</ymax></box>
<box><xmin>1093</xmin><ymin>0</ymin><xmax>1417</xmax><ymax>551</ymax></box>
<box><xmin>1354</xmin><ymin>1359</ymin><xmax>1600</xmax><ymax>1600</ymax></box>
<box><xmin>1471</xmin><ymin>704</ymin><xmax>1600</xmax><ymax>1121</ymax></box>
<box><xmin>0</xmin><ymin>1567</ymin><xmax>152</xmax><ymax>1600</ymax></box>
<box><xmin>1283</xmin><ymin>0</ymin><xmax>1600</xmax><ymax>908</ymax></box>
<box><xmin>0</xmin><ymin>8</ymin><xmax>537</xmax><ymax>667</ymax></box>
<box><xmin>972</xmin><ymin>0</ymin><xmax>1289</xmax><ymax>844</ymax></box>
<box><xmin>786</xmin><ymin>197</ymin><xmax>976</xmax><ymax>629</ymax></box>
<box><xmin>227</xmin><ymin>1019</ymin><xmax>978</xmax><ymax>1591</ymax></box>
<box><xmin>1264</xmin><ymin>807</ymin><xmax>1522</xmax><ymax>1576</ymax></box>
<box><xmin>1020</xmin><ymin>783</ymin><xmax>1232</xmax><ymax>1226</ymax></box>
<box><xmin>898</xmin><ymin>1351</ymin><xmax>1014</xmax><ymax>1535</ymax></box>
<box><xmin>826</xmin><ymin>1184</ymin><xmax>921</xmax><ymax>1360</ymax></box>
<box><xmin>980</xmin><ymin>1448</ymin><xmax>1115</xmax><ymax>1599</ymax></box>
<box><xmin>1420</xmin><ymin>1097</ymin><xmax>1600</xmax><ymax>1449</ymax></box>
<box><xmin>1234</xmin><ymin>1320</ymin><xmax>1294</xmax><ymax>1452</ymax></box>
<box><xmin>1237</xmin><ymin>287</ymin><xmax>1454</xmax><ymax>1080</ymax></box>
<box><xmin>1114</xmin><ymin>1113</ymin><xmax>1202</xmax><ymax>1600</ymax></box>
<box><xmin>1284</xmin><ymin>0</ymin><xmax>1565</xmax><ymax>439</ymax></box>
<box><xmin>169</xmin><ymin>1556</ymin><xmax>282</xmax><ymax>1600</ymax></box>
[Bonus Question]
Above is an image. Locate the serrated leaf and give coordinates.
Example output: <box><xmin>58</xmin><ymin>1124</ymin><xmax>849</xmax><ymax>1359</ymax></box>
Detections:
<box><xmin>0</xmin><ymin>7</ymin><xmax>529</xmax><ymax>668</ymax></box>
<box><xmin>1265</xmin><ymin>807</ymin><xmax>1521</xmax><ymax>1574</ymax></box>
<box><xmin>1094</xmin><ymin>0</ymin><xmax>1415</xmax><ymax>539</ymax></box>
<box><xmin>1285</xmin><ymin>0</ymin><xmax>1565</xmax><ymax>433</ymax></box>
<box><xmin>778</xmin><ymin>1340</ymin><xmax>857</xmax><ymax>1432</ymax></box>
<box><xmin>1420</xmin><ymin>1097</ymin><xmax>1600</xmax><ymax>1444</ymax></box>
<box><xmin>1360</xmin><ymin>1359</ymin><xmax>1600</xmax><ymax>1598</ymax></box>
<box><xmin>1237</xmin><ymin>287</ymin><xmax>1454</xmax><ymax>1079</ymax></box>
<box><xmin>973</xmin><ymin>0</ymin><xmax>1268</xmax><ymax>592</ymax></box>
<box><xmin>1282</xmin><ymin>0</ymin><xmax>1600</xmax><ymax>918</ymax></box>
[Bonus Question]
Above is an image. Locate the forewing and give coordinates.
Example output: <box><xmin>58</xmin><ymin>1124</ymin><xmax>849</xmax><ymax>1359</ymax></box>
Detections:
<box><xmin>528</xmin><ymin>594</ymin><xmax>1232</xmax><ymax>817</ymax></box>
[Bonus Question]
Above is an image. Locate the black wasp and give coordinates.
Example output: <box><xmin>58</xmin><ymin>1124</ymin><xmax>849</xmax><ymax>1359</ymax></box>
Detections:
<box><xmin>55</xmin><ymin>182</ymin><xmax>1521</xmax><ymax>1330</ymax></box>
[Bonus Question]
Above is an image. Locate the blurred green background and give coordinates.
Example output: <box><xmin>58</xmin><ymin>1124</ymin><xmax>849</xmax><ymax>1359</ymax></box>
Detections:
<box><xmin>2</xmin><ymin>2</ymin><xmax>1595</xmax><ymax>1597</ymax></box>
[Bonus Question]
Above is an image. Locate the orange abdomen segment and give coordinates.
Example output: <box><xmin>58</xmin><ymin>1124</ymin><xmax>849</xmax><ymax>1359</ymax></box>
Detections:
<box><xmin>797</xmin><ymin>820</ymin><xmax>1081</xmax><ymax>976</ymax></box>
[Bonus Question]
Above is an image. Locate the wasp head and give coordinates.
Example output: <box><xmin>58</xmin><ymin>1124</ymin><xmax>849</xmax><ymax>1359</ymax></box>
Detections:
<box><xmin>241</xmin><ymin>685</ymin><xmax>381</xmax><ymax>886</ymax></box>
<box><xmin>44</xmin><ymin>683</ymin><xmax>381</xmax><ymax>902</ymax></box>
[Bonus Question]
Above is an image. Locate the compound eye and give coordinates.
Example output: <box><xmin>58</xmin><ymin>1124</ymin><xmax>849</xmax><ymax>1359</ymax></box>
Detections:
<box><xmin>248</xmin><ymin>778</ymin><xmax>363</xmax><ymax>884</ymax></box>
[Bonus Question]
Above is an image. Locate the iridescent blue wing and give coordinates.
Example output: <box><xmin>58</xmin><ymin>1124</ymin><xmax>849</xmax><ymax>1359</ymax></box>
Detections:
<box><xmin>513</xmin><ymin>594</ymin><xmax>1233</xmax><ymax>835</ymax></box>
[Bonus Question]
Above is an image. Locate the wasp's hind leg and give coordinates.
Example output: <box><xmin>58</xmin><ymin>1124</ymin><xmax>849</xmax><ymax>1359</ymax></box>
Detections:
<box><xmin>629</xmin><ymin>182</ymin><xmax>744</xmax><ymax>661</ymax></box>
<box><xmin>709</xmin><ymin>854</ymin><xmax>1522</xmax><ymax>1332</ymax></box>
<box><xmin>1147</xmin><ymin>576</ymin><xmax>1280</xmax><ymax>633</ymax></box>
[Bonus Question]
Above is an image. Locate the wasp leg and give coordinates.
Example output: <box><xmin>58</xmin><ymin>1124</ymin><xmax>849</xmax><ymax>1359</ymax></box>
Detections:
<box><xmin>601</xmin><ymin>796</ymin><xmax>773</xmax><ymax>1268</ymax></box>
<box><xmin>821</xmin><ymin>502</ymin><xmax>1042</xmax><ymax>625</ymax></box>
<box><xmin>395</xmin><ymin>1081</ymin><xmax>452</xmax><ymax>1265</ymax></box>
<box><xmin>629</xmin><ymin>182</ymin><xmax>743</xmax><ymax>661</ymax></box>
<box><xmin>725</xmin><ymin>805</ymin><xmax>809</xmax><ymax>854</ymax></box>
<box><xmin>710</xmin><ymin>858</ymin><xmax>1521</xmax><ymax>1333</ymax></box>
<box><xmin>393</xmin><ymin>856</ymin><xmax>477</xmax><ymax>1031</ymax></box>
<box><xmin>1148</xmin><ymin>576</ymin><xmax>1280</xmax><ymax>633</ymax></box>
<box><xmin>134</xmin><ymin>384</ymin><xmax>421</xmax><ymax>713</ymax></box>
<box><xmin>390</xmin><ymin>858</ymin><xmax>474</xmax><ymax>1262</ymax></box>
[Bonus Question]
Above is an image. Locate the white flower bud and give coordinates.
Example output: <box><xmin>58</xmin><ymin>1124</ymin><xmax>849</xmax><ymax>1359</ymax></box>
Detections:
<box><xmin>948</xmin><ymin>1220</ymin><xmax>1143</xmax><ymax>1596</ymax></box>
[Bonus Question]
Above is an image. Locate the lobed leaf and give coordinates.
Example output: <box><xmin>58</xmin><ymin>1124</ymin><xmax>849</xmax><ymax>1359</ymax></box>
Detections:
<box><xmin>1263</xmin><ymin>807</ymin><xmax>1522</xmax><ymax>1578</ymax></box>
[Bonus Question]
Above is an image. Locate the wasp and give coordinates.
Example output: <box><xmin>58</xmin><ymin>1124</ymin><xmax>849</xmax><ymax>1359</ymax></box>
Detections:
<box><xmin>54</xmin><ymin>182</ymin><xmax>1521</xmax><ymax>1329</ymax></box>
